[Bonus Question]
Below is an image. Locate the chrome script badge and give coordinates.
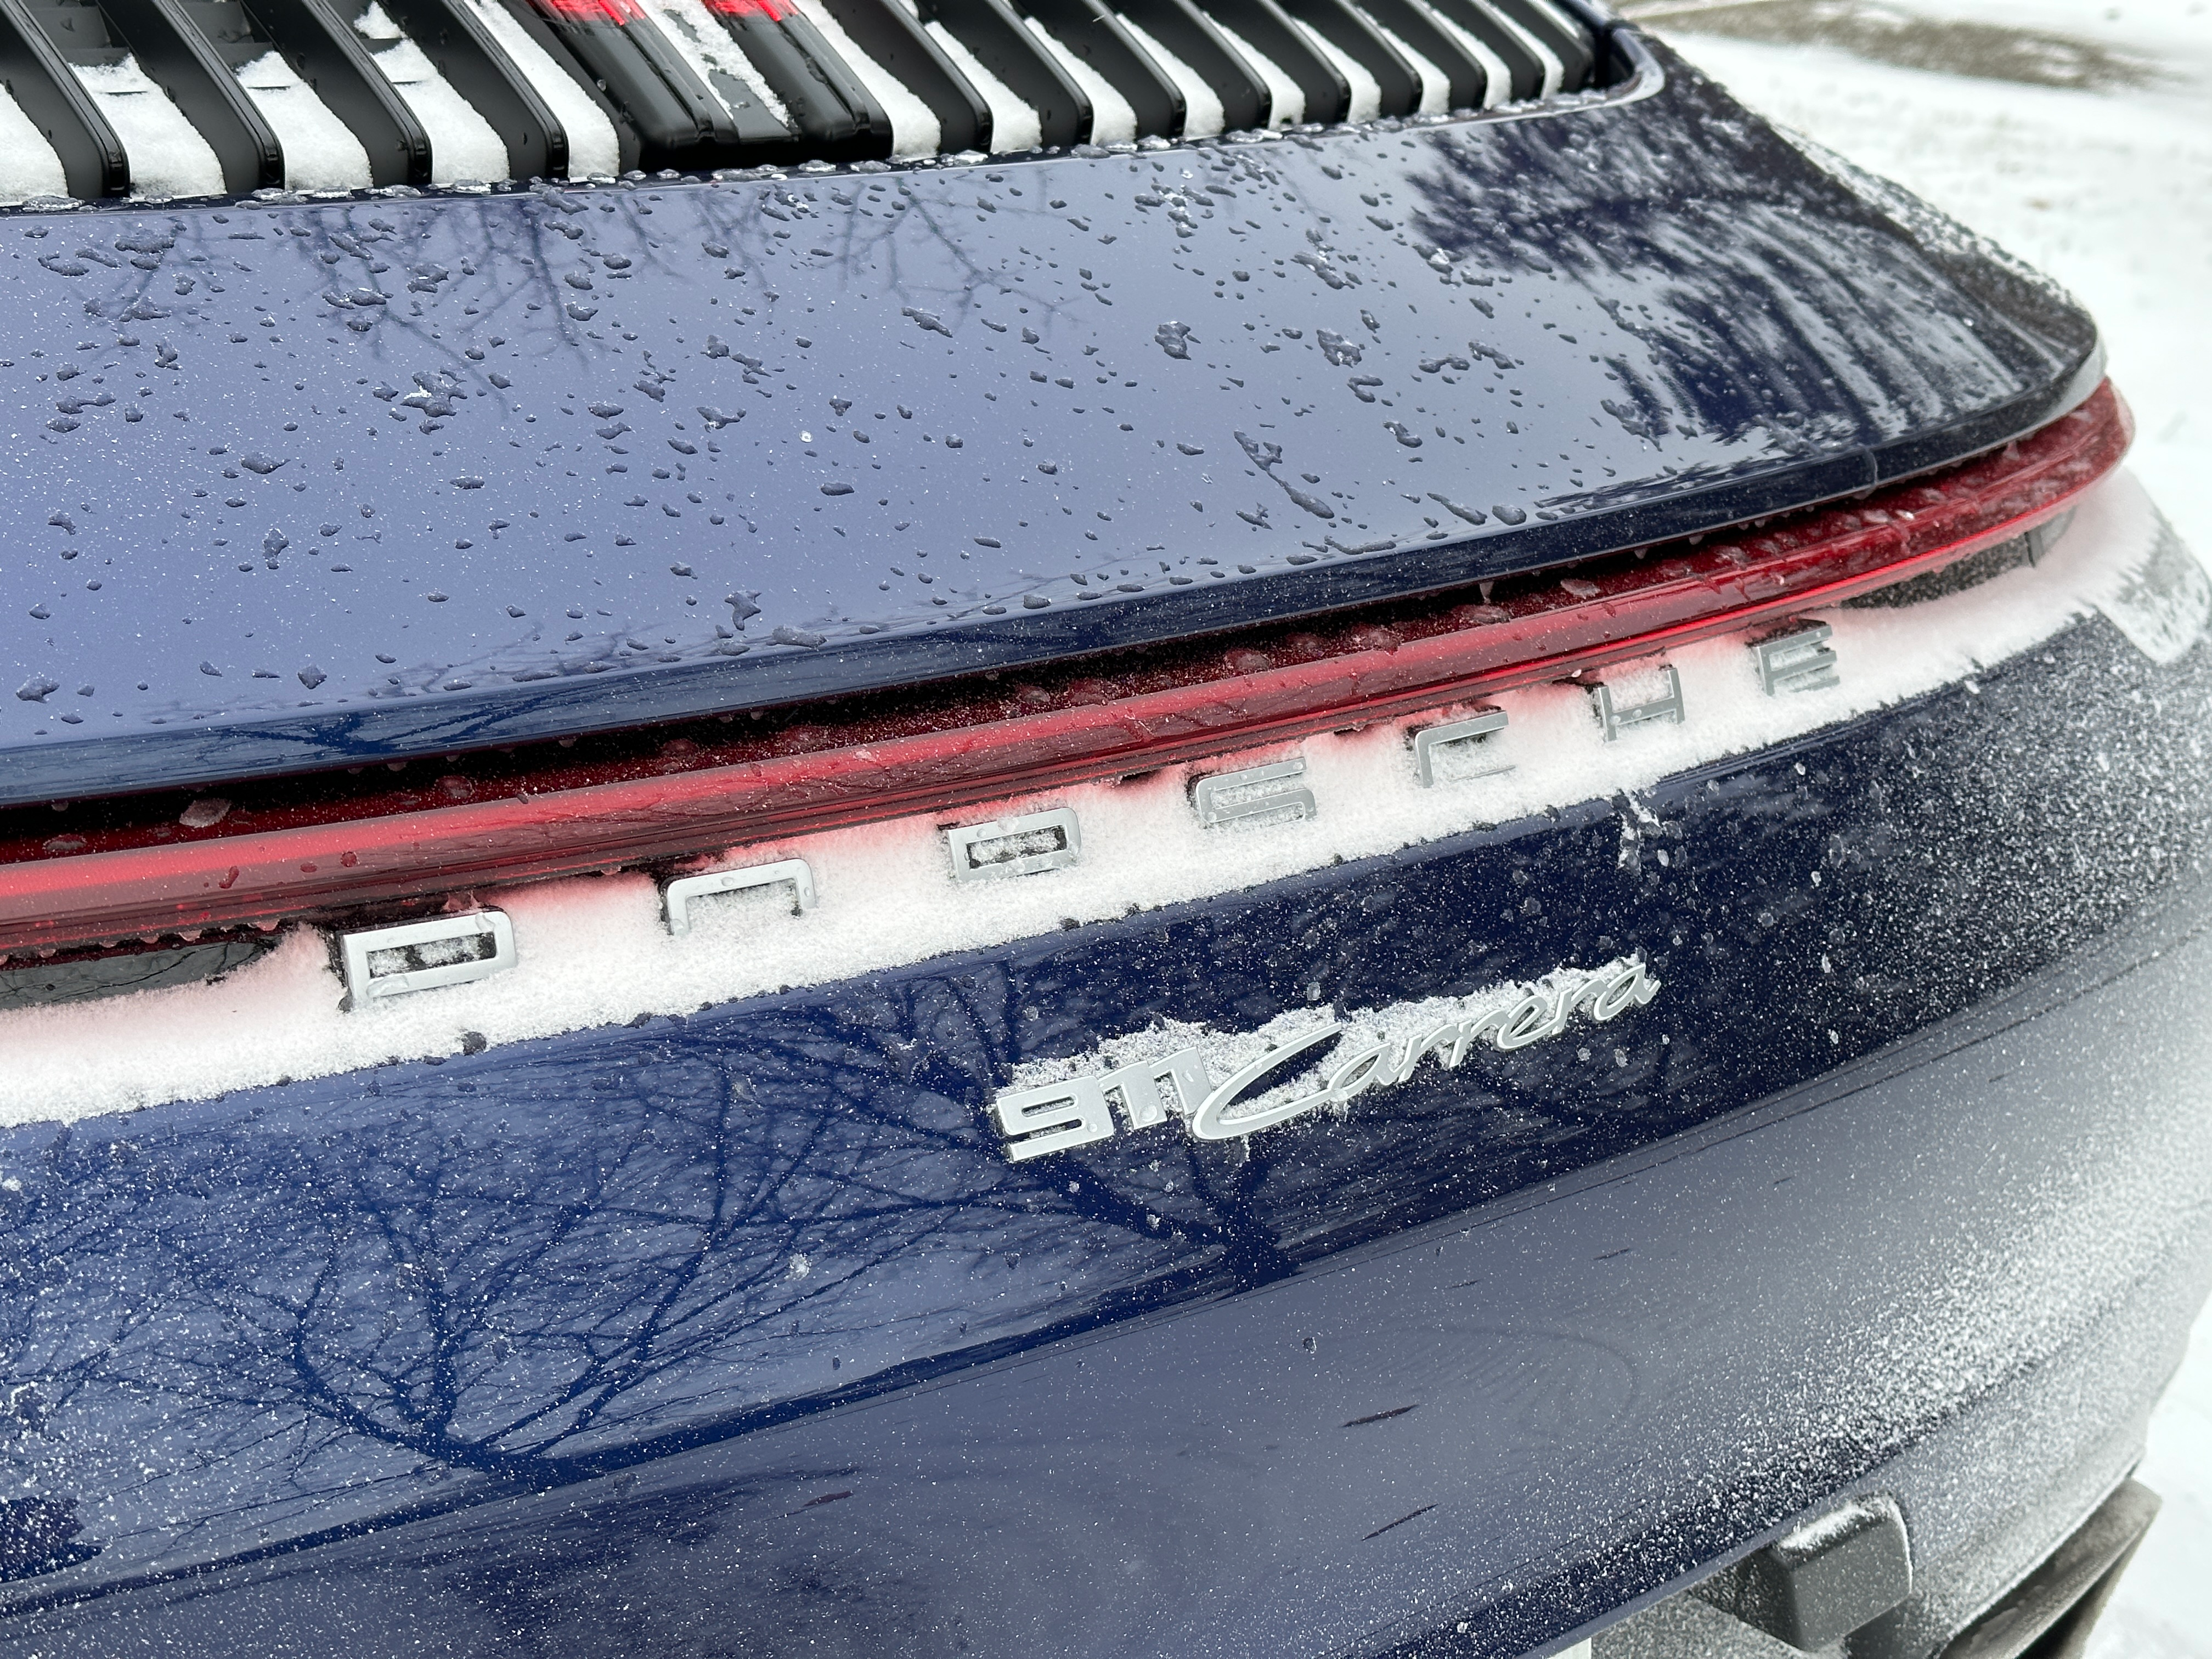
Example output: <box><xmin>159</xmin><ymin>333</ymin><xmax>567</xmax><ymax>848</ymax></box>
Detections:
<box><xmin>991</xmin><ymin>956</ymin><xmax>1661</xmax><ymax>1160</ymax></box>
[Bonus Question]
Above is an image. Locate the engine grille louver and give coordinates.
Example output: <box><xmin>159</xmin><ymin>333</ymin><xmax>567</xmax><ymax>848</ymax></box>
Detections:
<box><xmin>0</xmin><ymin>0</ymin><xmax>1601</xmax><ymax>195</ymax></box>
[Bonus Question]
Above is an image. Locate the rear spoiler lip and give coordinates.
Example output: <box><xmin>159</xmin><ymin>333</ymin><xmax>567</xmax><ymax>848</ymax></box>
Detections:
<box><xmin>0</xmin><ymin>351</ymin><xmax>2101</xmax><ymax>814</ymax></box>
<box><xmin>0</xmin><ymin>380</ymin><xmax>2127</xmax><ymax>956</ymax></box>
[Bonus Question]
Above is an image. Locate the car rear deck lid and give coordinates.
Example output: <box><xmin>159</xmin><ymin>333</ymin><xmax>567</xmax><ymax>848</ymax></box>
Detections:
<box><xmin>0</xmin><ymin>38</ymin><xmax>2101</xmax><ymax>804</ymax></box>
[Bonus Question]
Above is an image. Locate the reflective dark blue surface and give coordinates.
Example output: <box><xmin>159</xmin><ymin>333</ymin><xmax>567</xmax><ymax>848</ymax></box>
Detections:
<box><xmin>0</xmin><ymin>33</ymin><xmax>2099</xmax><ymax>806</ymax></box>
<box><xmin>0</xmin><ymin>613</ymin><xmax>2205</xmax><ymax>1655</ymax></box>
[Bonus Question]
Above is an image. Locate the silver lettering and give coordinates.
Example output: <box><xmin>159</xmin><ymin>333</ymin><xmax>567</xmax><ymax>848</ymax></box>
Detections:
<box><xmin>1187</xmin><ymin>1024</ymin><xmax>1342</xmax><ymax>1141</ymax></box>
<box><xmin>1753</xmin><ymin>624</ymin><xmax>1839</xmax><ymax>696</ymax></box>
<box><xmin>947</xmin><ymin>808</ymin><xmax>1082</xmax><ymax>881</ymax></box>
<box><xmin>1410</xmin><ymin>710</ymin><xmax>1510</xmax><ymax>787</ymax></box>
<box><xmin>992</xmin><ymin>1076</ymin><xmax>1117</xmax><ymax>1161</ymax></box>
<box><xmin>1325</xmin><ymin>1039</ymin><xmax>1401</xmax><ymax>1102</ymax></box>
<box><xmin>991</xmin><ymin>956</ymin><xmax>1663</xmax><ymax>1158</ymax></box>
<box><xmin>1098</xmin><ymin>1049</ymin><xmax>1213</xmax><ymax>1130</ymax></box>
<box><xmin>1193</xmin><ymin>758</ymin><xmax>1316</xmax><ymax>830</ymax></box>
<box><xmin>1593</xmin><ymin>665</ymin><xmax>1685</xmax><ymax>741</ymax></box>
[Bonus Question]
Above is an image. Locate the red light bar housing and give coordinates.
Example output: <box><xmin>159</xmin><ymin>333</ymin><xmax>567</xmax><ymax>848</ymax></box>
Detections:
<box><xmin>0</xmin><ymin>383</ymin><xmax>2132</xmax><ymax>958</ymax></box>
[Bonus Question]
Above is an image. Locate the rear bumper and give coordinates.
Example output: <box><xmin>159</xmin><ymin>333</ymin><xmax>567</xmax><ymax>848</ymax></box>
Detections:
<box><xmin>4</xmin><ymin>866</ymin><xmax>2208</xmax><ymax>1659</ymax></box>
<box><xmin>0</xmin><ymin>485</ymin><xmax>2207</xmax><ymax>1657</ymax></box>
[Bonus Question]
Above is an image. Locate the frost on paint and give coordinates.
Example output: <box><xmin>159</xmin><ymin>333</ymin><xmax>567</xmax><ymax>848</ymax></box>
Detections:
<box><xmin>236</xmin><ymin>52</ymin><xmax>373</xmax><ymax>190</ymax></box>
<box><xmin>356</xmin><ymin>2</ymin><xmax>510</xmax><ymax>183</ymax></box>
<box><xmin>0</xmin><ymin>86</ymin><xmax>66</xmax><ymax>203</ymax></box>
<box><xmin>1768</xmin><ymin>122</ymin><xmax>2084</xmax><ymax>313</ymax></box>
<box><xmin>465</xmin><ymin>0</ymin><xmax>623</xmax><ymax>176</ymax></box>
<box><xmin>75</xmin><ymin>60</ymin><xmax>224</xmax><ymax>198</ymax></box>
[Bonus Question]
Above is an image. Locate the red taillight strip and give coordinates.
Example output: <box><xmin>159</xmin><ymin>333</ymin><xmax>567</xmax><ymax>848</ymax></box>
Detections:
<box><xmin>0</xmin><ymin>385</ymin><xmax>2131</xmax><ymax>957</ymax></box>
<box><xmin>529</xmin><ymin>0</ymin><xmax>646</xmax><ymax>25</ymax></box>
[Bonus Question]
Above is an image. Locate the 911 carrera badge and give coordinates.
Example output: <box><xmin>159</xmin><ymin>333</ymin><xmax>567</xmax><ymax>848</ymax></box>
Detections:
<box><xmin>991</xmin><ymin>956</ymin><xmax>1660</xmax><ymax>1160</ymax></box>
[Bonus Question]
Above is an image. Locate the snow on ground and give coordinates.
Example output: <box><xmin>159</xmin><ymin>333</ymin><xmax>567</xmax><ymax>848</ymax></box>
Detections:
<box><xmin>1625</xmin><ymin>3</ymin><xmax>2212</xmax><ymax>1648</ymax></box>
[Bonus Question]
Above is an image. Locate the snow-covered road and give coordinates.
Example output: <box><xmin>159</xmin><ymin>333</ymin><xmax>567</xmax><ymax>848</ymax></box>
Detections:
<box><xmin>1625</xmin><ymin>3</ymin><xmax>2212</xmax><ymax>1649</ymax></box>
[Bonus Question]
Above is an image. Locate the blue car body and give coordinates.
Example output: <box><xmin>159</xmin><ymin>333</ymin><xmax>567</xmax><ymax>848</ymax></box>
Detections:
<box><xmin>0</xmin><ymin>11</ymin><xmax>2207</xmax><ymax>1657</ymax></box>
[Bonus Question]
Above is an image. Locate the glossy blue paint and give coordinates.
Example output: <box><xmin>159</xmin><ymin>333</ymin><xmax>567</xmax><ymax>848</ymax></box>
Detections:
<box><xmin>0</xmin><ymin>32</ymin><xmax>2098</xmax><ymax>807</ymax></box>
<box><xmin>0</xmin><ymin>614</ymin><xmax>2204</xmax><ymax>1655</ymax></box>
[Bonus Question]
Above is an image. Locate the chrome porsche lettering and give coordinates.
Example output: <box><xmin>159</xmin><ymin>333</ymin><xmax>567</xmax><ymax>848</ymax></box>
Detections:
<box><xmin>1593</xmin><ymin>665</ymin><xmax>1686</xmax><ymax>741</ymax></box>
<box><xmin>1187</xmin><ymin>1024</ymin><xmax>1344</xmax><ymax>1141</ymax></box>
<box><xmin>1410</xmin><ymin>709</ymin><xmax>1510</xmax><ymax>787</ymax></box>
<box><xmin>994</xmin><ymin>956</ymin><xmax>1661</xmax><ymax>1159</ymax></box>
<box><xmin>1754</xmin><ymin>623</ymin><xmax>1841</xmax><ymax>696</ymax></box>
<box><xmin>1192</xmin><ymin>758</ymin><xmax>1316</xmax><ymax>829</ymax></box>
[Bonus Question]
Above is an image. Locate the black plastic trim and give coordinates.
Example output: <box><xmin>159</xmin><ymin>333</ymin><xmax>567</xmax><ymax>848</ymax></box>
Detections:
<box><xmin>811</xmin><ymin>0</ymin><xmax>990</xmax><ymax>153</ymax></box>
<box><xmin>1021</xmin><ymin>0</ymin><xmax>1180</xmax><ymax>136</ymax></box>
<box><xmin>521</xmin><ymin>2</ymin><xmax>755</xmax><ymax>166</ymax></box>
<box><xmin>1355</xmin><ymin>0</ymin><xmax>1486</xmax><ymax>107</ymax></box>
<box><xmin>99</xmin><ymin>0</ymin><xmax>284</xmax><ymax>190</ymax></box>
<box><xmin>1194</xmin><ymin>0</ymin><xmax>1344</xmax><ymax>121</ymax></box>
<box><xmin>1116</xmin><ymin>0</ymin><xmax>1263</xmax><ymax>128</ymax></box>
<box><xmin>242</xmin><ymin>0</ymin><xmax>433</xmax><ymax>185</ymax></box>
<box><xmin>916</xmin><ymin>0</ymin><xmax>1090</xmax><ymax>146</ymax></box>
<box><xmin>375</xmin><ymin>0</ymin><xmax>567</xmax><ymax>178</ymax></box>
<box><xmin>490</xmin><ymin>0</ymin><xmax>639</xmax><ymax>169</ymax></box>
<box><xmin>1433</xmin><ymin>0</ymin><xmax>1540</xmax><ymax>99</ymax></box>
<box><xmin>1489</xmin><ymin>0</ymin><xmax>1590</xmax><ymax>88</ymax></box>
<box><xmin>718</xmin><ymin>4</ymin><xmax>889</xmax><ymax>160</ymax></box>
<box><xmin>0</xmin><ymin>0</ymin><xmax>128</xmax><ymax>195</ymax></box>
<box><xmin>1273</xmin><ymin>0</ymin><xmax>1417</xmax><ymax>116</ymax></box>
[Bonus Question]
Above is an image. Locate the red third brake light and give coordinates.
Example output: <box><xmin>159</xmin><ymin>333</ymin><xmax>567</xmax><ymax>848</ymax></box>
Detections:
<box><xmin>703</xmin><ymin>0</ymin><xmax>794</xmax><ymax>19</ymax></box>
<box><xmin>0</xmin><ymin>383</ymin><xmax>2133</xmax><ymax>959</ymax></box>
<box><xmin>529</xmin><ymin>0</ymin><xmax>648</xmax><ymax>25</ymax></box>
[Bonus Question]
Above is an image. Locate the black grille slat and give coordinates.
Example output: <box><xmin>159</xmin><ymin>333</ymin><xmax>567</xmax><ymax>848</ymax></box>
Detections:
<box><xmin>195</xmin><ymin>0</ymin><xmax>432</xmax><ymax>184</ymax></box>
<box><xmin>526</xmin><ymin>6</ymin><xmax>707</xmax><ymax>161</ymax></box>
<box><xmin>1113</xmin><ymin>0</ymin><xmax>1261</xmax><ymax>129</ymax></box>
<box><xmin>1353</xmin><ymin>0</ymin><xmax>1483</xmax><ymax>106</ymax></box>
<box><xmin>0</xmin><ymin>0</ymin><xmax>1601</xmax><ymax>202</ymax></box>
<box><xmin>184</xmin><ymin>0</ymin><xmax>268</xmax><ymax>66</ymax></box>
<box><xmin>0</xmin><ymin>0</ymin><xmax>128</xmax><ymax>191</ymax></box>
<box><xmin>1484</xmin><ymin>0</ymin><xmax>1587</xmax><ymax>89</ymax></box>
<box><xmin>522</xmin><ymin>0</ymin><xmax>778</xmax><ymax>167</ymax></box>
<box><xmin>713</xmin><ymin>0</ymin><xmax>887</xmax><ymax>160</ymax></box>
<box><xmin>370</xmin><ymin>0</ymin><xmax>568</xmax><ymax>177</ymax></box>
<box><xmin>634</xmin><ymin>3</ymin><xmax>788</xmax><ymax>151</ymax></box>
<box><xmin>70</xmin><ymin>0</ymin><xmax>284</xmax><ymax>189</ymax></box>
<box><xmin>1187</xmin><ymin>0</ymin><xmax>1344</xmax><ymax>123</ymax></box>
<box><xmin>1423</xmin><ymin>0</ymin><xmax>1539</xmax><ymax>99</ymax></box>
<box><xmin>808</xmin><ymin>0</ymin><xmax>988</xmax><ymax>153</ymax></box>
<box><xmin>916</xmin><ymin>0</ymin><xmax>1088</xmax><ymax>148</ymax></box>
<box><xmin>1272</xmin><ymin>0</ymin><xmax>1415</xmax><ymax>116</ymax></box>
<box><xmin>1020</xmin><ymin>0</ymin><xmax>1180</xmax><ymax>137</ymax></box>
<box><xmin>0</xmin><ymin>0</ymin><xmax>127</xmax><ymax>188</ymax></box>
<box><xmin>486</xmin><ymin>0</ymin><xmax>639</xmax><ymax>168</ymax></box>
<box><xmin>20</xmin><ymin>0</ymin><xmax>126</xmax><ymax>63</ymax></box>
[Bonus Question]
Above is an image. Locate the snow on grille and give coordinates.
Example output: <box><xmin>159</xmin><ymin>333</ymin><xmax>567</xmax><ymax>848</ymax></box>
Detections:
<box><xmin>0</xmin><ymin>0</ymin><xmax>1604</xmax><ymax>201</ymax></box>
